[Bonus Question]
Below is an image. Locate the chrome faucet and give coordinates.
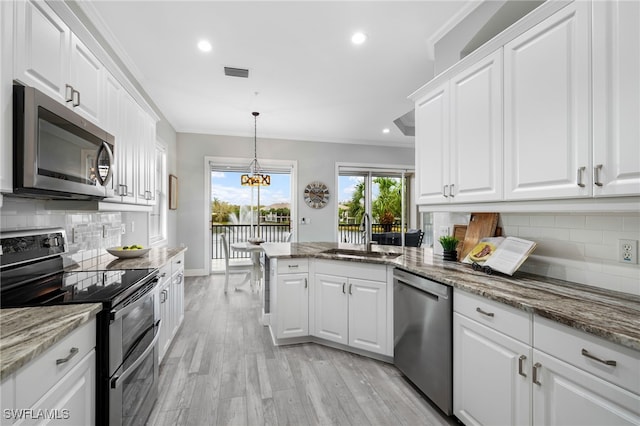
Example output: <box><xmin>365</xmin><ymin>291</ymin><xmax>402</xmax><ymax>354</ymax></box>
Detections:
<box><xmin>360</xmin><ymin>213</ymin><xmax>373</xmax><ymax>251</ymax></box>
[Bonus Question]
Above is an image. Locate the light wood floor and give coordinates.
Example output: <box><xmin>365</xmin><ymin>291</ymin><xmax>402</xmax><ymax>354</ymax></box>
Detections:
<box><xmin>147</xmin><ymin>274</ymin><xmax>457</xmax><ymax>426</ymax></box>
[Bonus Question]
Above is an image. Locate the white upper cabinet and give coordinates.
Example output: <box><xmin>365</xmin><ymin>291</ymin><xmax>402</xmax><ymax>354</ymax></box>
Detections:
<box><xmin>69</xmin><ymin>33</ymin><xmax>103</xmax><ymax>125</ymax></box>
<box><xmin>415</xmin><ymin>49</ymin><xmax>503</xmax><ymax>205</ymax></box>
<box><xmin>15</xmin><ymin>0</ymin><xmax>105</xmax><ymax>126</ymax></box>
<box><xmin>592</xmin><ymin>0</ymin><xmax>640</xmax><ymax>197</ymax></box>
<box><xmin>14</xmin><ymin>0</ymin><xmax>70</xmax><ymax>104</ymax></box>
<box><xmin>504</xmin><ymin>1</ymin><xmax>591</xmax><ymax>200</ymax></box>
<box><xmin>450</xmin><ymin>49</ymin><xmax>503</xmax><ymax>203</ymax></box>
<box><xmin>415</xmin><ymin>83</ymin><xmax>449</xmax><ymax>205</ymax></box>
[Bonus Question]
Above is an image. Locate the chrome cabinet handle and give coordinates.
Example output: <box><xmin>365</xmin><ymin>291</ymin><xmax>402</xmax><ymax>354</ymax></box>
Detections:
<box><xmin>288</xmin><ymin>264</ymin><xmax>299</xmax><ymax>269</ymax></box>
<box><xmin>348</xmin><ymin>283</ymin><xmax>353</xmax><ymax>295</ymax></box>
<box><xmin>56</xmin><ymin>347</ymin><xmax>79</xmax><ymax>365</ymax></box>
<box><xmin>594</xmin><ymin>164</ymin><xmax>604</xmax><ymax>187</ymax></box>
<box><xmin>304</xmin><ymin>278</ymin><xmax>308</xmax><ymax>289</ymax></box>
<box><xmin>532</xmin><ymin>362</ymin><xmax>542</xmax><ymax>385</ymax></box>
<box><xmin>443</xmin><ymin>185</ymin><xmax>449</xmax><ymax>198</ymax></box>
<box><xmin>160</xmin><ymin>272</ymin><xmax>167</xmax><ymax>278</ymax></box>
<box><xmin>342</xmin><ymin>283</ymin><xmax>346</xmax><ymax>294</ymax></box>
<box><xmin>577</xmin><ymin>166</ymin><xmax>586</xmax><ymax>187</ymax></box>
<box><xmin>65</xmin><ymin>84</ymin><xmax>74</xmax><ymax>102</ymax></box>
<box><xmin>476</xmin><ymin>307</ymin><xmax>495</xmax><ymax>317</ymax></box>
<box><xmin>117</xmin><ymin>184</ymin><xmax>127</xmax><ymax>196</ymax></box>
<box><xmin>72</xmin><ymin>89</ymin><xmax>80</xmax><ymax>107</ymax></box>
<box><xmin>581</xmin><ymin>348</ymin><xmax>617</xmax><ymax>366</ymax></box>
<box><xmin>518</xmin><ymin>355</ymin><xmax>527</xmax><ymax>378</ymax></box>
<box><xmin>449</xmin><ymin>184</ymin><xmax>455</xmax><ymax>197</ymax></box>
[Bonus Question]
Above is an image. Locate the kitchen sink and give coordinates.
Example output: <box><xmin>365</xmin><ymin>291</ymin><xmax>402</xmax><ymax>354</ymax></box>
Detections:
<box><xmin>321</xmin><ymin>248</ymin><xmax>402</xmax><ymax>260</ymax></box>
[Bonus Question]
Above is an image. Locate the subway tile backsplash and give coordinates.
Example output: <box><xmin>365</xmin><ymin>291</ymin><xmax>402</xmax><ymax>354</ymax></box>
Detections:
<box><xmin>0</xmin><ymin>197</ymin><xmax>121</xmax><ymax>267</ymax></box>
<box><xmin>501</xmin><ymin>212</ymin><xmax>640</xmax><ymax>296</ymax></box>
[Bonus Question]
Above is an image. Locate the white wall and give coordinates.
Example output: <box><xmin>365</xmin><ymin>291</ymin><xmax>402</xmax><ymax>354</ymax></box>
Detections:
<box><xmin>176</xmin><ymin>133</ymin><xmax>414</xmax><ymax>274</ymax></box>
<box><xmin>434</xmin><ymin>211</ymin><xmax>640</xmax><ymax>296</ymax></box>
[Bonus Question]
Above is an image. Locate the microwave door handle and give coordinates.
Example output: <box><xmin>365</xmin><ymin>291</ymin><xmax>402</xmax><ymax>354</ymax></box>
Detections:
<box><xmin>110</xmin><ymin>319</ymin><xmax>161</xmax><ymax>389</ymax></box>
<box><xmin>95</xmin><ymin>141</ymin><xmax>114</xmax><ymax>186</ymax></box>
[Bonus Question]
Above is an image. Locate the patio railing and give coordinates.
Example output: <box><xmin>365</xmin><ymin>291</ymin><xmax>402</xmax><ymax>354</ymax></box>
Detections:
<box><xmin>211</xmin><ymin>224</ymin><xmax>291</xmax><ymax>259</ymax></box>
<box><xmin>338</xmin><ymin>223</ymin><xmax>405</xmax><ymax>244</ymax></box>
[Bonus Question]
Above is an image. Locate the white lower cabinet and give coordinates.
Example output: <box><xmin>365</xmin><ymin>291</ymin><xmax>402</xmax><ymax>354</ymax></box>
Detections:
<box><xmin>271</xmin><ymin>258</ymin><xmax>309</xmax><ymax>339</ymax></box>
<box><xmin>454</xmin><ymin>289</ymin><xmax>640</xmax><ymax>426</ymax></box>
<box><xmin>1</xmin><ymin>318</ymin><xmax>96</xmax><ymax>426</ymax></box>
<box><xmin>454</xmin><ymin>313</ymin><xmax>531</xmax><ymax>426</ymax></box>
<box><xmin>157</xmin><ymin>253</ymin><xmax>185</xmax><ymax>363</ymax></box>
<box><xmin>312</xmin><ymin>260</ymin><xmax>390</xmax><ymax>356</ymax></box>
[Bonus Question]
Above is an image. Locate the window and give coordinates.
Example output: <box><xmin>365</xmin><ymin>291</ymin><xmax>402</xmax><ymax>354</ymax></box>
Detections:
<box><xmin>337</xmin><ymin>165</ymin><xmax>416</xmax><ymax>246</ymax></box>
<box><xmin>150</xmin><ymin>144</ymin><xmax>167</xmax><ymax>245</ymax></box>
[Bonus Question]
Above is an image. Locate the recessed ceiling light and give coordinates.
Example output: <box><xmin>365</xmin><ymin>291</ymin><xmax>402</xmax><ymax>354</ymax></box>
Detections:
<box><xmin>197</xmin><ymin>40</ymin><xmax>212</xmax><ymax>52</ymax></box>
<box><xmin>351</xmin><ymin>32</ymin><xmax>367</xmax><ymax>45</ymax></box>
<box><xmin>382</xmin><ymin>128</ymin><xmax>390</xmax><ymax>134</ymax></box>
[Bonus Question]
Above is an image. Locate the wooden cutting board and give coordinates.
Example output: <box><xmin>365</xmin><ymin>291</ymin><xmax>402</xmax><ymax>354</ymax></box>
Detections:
<box><xmin>460</xmin><ymin>213</ymin><xmax>499</xmax><ymax>261</ymax></box>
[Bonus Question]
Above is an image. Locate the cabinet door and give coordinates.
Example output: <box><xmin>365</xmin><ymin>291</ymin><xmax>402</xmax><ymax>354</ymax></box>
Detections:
<box><xmin>592</xmin><ymin>0</ymin><xmax>640</xmax><ymax>197</ymax></box>
<box><xmin>172</xmin><ymin>269</ymin><xmax>184</xmax><ymax>329</ymax></box>
<box><xmin>347</xmin><ymin>278</ymin><xmax>387</xmax><ymax>354</ymax></box>
<box><xmin>158</xmin><ymin>280</ymin><xmax>172</xmax><ymax>362</ymax></box>
<box><xmin>69</xmin><ymin>33</ymin><xmax>102</xmax><ymax>125</ymax></box>
<box><xmin>450</xmin><ymin>49</ymin><xmax>503</xmax><ymax>203</ymax></box>
<box><xmin>276</xmin><ymin>273</ymin><xmax>308</xmax><ymax>338</ymax></box>
<box><xmin>454</xmin><ymin>313</ymin><xmax>532</xmax><ymax>426</ymax></box>
<box><xmin>118</xmin><ymin>91</ymin><xmax>137</xmax><ymax>202</ymax></box>
<box><xmin>415</xmin><ymin>82</ymin><xmax>449</xmax><ymax>204</ymax></box>
<box><xmin>313</xmin><ymin>273</ymin><xmax>348</xmax><ymax>345</ymax></box>
<box><xmin>25</xmin><ymin>350</ymin><xmax>95</xmax><ymax>426</ymax></box>
<box><xmin>532</xmin><ymin>349</ymin><xmax>640</xmax><ymax>426</ymax></box>
<box><xmin>504</xmin><ymin>2</ymin><xmax>591</xmax><ymax>200</ymax></box>
<box><xmin>14</xmin><ymin>0</ymin><xmax>70</xmax><ymax>103</ymax></box>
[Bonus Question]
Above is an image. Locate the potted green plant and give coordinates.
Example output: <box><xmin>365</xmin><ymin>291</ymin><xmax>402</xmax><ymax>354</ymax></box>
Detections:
<box><xmin>439</xmin><ymin>235</ymin><xmax>460</xmax><ymax>261</ymax></box>
<box><xmin>379</xmin><ymin>211</ymin><xmax>395</xmax><ymax>232</ymax></box>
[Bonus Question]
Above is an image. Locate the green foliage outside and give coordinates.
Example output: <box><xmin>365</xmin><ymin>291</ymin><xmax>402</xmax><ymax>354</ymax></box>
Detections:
<box><xmin>342</xmin><ymin>177</ymin><xmax>402</xmax><ymax>224</ymax></box>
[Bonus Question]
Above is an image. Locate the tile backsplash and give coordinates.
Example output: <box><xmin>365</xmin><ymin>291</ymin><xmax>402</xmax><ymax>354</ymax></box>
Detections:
<box><xmin>0</xmin><ymin>197</ymin><xmax>121</xmax><ymax>267</ymax></box>
<box><xmin>435</xmin><ymin>211</ymin><xmax>640</xmax><ymax>296</ymax></box>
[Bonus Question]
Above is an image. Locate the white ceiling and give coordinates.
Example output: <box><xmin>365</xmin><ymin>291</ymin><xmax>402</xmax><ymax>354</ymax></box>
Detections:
<box><xmin>80</xmin><ymin>1</ymin><xmax>477</xmax><ymax>147</ymax></box>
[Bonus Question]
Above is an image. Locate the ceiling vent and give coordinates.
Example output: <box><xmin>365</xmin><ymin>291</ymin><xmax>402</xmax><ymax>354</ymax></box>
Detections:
<box><xmin>224</xmin><ymin>67</ymin><xmax>249</xmax><ymax>78</ymax></box>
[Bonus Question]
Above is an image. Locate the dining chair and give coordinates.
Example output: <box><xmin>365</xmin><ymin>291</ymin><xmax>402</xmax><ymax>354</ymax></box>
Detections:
<box><xmin>283</xmin><ymin>232</ymin><xmax>293</xmax><ymax>242</ymax></box>
<box><xmin>220</xmin><ymin>234</ymin><xmax>254</xmax><ymax>293</ymax></box>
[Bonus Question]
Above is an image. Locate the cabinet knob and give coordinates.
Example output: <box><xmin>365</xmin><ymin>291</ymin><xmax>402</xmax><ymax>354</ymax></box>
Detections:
<box><xmin>593</xmin><ymin>164</ymin><xmax>604</xmax><ymax>187</ymax></box>
<box><xmin>577</xmin><ymin>166</ymin><xmax>586</xmax><ymax>187</ymax></box>
<box><xmin>65</xmin><ymin>84</ymin><xmax>74</xmax><ymax>103</ymax></box>
<box><xmin>518</xmin><ymin>355</ymin><xmax>527</xmax><ymax>378</ymax></box>
<box><xmin>532</xmin><ymin>362</ymin><xmax>542</xmax><ymax>386</ymax></box>
<box><xmin>475</xmin><ymin>307</ymin><xmax>495</xmax><ymax>318</ymax></box>
<box><xmin>443</xmin><ymin>185</ymin><xmax>449</xmax><ymax>198</ymax></box>
<box><xmin>581</xmin><ymin>348</ymin><xmax>616</xmax><ymax>366</ymax></box>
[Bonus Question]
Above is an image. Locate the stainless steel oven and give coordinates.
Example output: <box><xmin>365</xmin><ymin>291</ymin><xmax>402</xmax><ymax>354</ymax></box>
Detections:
<box><xmin>107</xmin><ymin>279</ymin><xmax>161</xmax><ymax>426</ymax></box>
<box><xmin>13</xmin><ymin>83</ymin><xmax>114</xmax><ymax>200</ymax></box>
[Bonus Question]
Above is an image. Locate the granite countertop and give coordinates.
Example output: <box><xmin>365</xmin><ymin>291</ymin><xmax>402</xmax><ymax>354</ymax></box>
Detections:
<box><xmin>0</xmin><ymin>304</ymin><xmax>102</xmax><ymax>380</ymax></box>
<box><xmin>261</xmin><ymin>242</ymin><xmax>640</xmax><ymax>351</ymax></box>
<box><xmin>66</xmin><ymin>246</ymin><xmax>187</xmax><ymax>272</ymax></box>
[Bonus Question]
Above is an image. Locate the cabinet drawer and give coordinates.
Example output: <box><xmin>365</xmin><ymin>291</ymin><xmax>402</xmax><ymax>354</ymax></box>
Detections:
<box><xmin>277</xmin><ymin>258</ymin><xmax>308</xmax><ymax>274</ymax></box>
<box><xmin>171</xmin><ymin>253</ymin><xmax>184</xmax><ymax>275</ymax></box>
<box><xmin>454</xmin><ymin>290</ymin><xmax>532</xmax><ymax>344</ymax></box>
<box><xmin>534</xmin><ymin>315</ymin><xmax>640</xmax><ymax>394</ymax></box>
<box><xmin>15</xmin><ymin>318</ymin><xmax>96</xmax><ymax>409</ymax></box>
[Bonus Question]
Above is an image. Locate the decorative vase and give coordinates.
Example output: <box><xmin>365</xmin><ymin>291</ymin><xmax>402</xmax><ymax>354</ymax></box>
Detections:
<box><xmin>443</xmin><ymin>250</ymin><xmax>458</xmax><ymax>261</ymax></box>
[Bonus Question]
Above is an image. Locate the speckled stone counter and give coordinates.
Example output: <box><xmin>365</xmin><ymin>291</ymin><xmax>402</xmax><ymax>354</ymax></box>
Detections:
<box><xmin>261</xmin><ymin>242</ymin><xmax>640</xmax><ymax>351</ymax></box>
<box><xmin>0</xmin><ymin>304</ymin><xmax>101</xmax><ymax>380</ymax></box>
<box><xmin>66</xmin><ymin>247</ymin><xmax>187</xmax><ymax>272</ymax></box>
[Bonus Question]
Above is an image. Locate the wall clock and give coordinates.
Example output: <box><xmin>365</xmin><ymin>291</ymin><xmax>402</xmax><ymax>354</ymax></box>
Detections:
<box><xmin>303</xmin><ymin>181</ymin><xmax>330</xmax><ymax>209</ymax></box>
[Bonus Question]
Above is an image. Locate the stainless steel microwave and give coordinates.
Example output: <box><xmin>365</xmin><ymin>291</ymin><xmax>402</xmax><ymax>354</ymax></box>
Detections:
<box><xmin>13</xmin><ymin>84</ymin><xmax>115</xmax><ymax>200</ymax></box>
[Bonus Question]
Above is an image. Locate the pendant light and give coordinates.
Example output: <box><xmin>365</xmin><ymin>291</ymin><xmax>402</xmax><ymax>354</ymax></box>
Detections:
<box><xmin>241</xmin><ymin>112</ymin><xmax>271</xmax><ymax>186</ymax></box>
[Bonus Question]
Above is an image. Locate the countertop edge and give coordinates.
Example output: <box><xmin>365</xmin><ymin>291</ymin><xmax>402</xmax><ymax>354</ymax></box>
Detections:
<box><xmin>263</xmin><ymin>243</ymin><xmax>640</xmax><ymax>352</ymax></box>
<box><xmin>0</xmin><ymin>303</ymin><xmax>102</xmax><ymax>380</ymax></box>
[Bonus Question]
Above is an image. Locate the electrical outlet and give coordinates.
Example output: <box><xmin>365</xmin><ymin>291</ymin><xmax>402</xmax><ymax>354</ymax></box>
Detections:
<box><xmin>439</xmin><ymin>226</ymin><xmax>450</xmax><ymax>237</ymax></box>
<box><xmin>121</xmin><ymin>224</ymin><xmax>126</xmax><ymax>235</ymax></box>
<box><xmin>619</xmin><ymin>239</ymin><xmax>638</xmax><ymax>264</ymax></box>
<box><xmin>131</xmin><ymin>221</ymin><xmax>135</xmax><ymax>233</ymax></box>
<box><xmin>300</xmin><ymin>217</ymin><xmax>309</xmax><ymax>225</ymax></box>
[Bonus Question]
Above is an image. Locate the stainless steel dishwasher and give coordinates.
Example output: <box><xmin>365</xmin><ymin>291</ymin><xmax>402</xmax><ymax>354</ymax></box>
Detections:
<box><xmin>394</xmin><ymin>268</ymin><xmax>452</xmax><ymax>415</ymax></box>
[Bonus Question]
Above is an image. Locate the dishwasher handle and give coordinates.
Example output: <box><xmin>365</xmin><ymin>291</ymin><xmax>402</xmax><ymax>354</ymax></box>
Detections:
<box><xmin>393</xmin><ymin>268</ymin><xmax>451</xmax><ymax>300</ymax></box>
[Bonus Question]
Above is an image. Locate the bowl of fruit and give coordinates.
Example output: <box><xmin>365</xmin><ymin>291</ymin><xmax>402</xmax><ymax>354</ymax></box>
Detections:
<box><xmin>106</xmin><ymin>245</ymin><xmax>151</xmax><ymax>259</ymax></box>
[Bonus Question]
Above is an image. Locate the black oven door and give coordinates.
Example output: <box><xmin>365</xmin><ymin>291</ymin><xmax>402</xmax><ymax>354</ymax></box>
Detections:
<box><xmin>108</xmin><ymin>286</ymin><xmax>160</xmax><ymax>426</ymax></box>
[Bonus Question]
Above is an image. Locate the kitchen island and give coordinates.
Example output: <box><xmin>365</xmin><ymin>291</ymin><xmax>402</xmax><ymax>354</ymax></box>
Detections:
<box><xmin>261</xmin><ymin>242</ymin><xmax>640</xmax><ymax>351</ymax></box>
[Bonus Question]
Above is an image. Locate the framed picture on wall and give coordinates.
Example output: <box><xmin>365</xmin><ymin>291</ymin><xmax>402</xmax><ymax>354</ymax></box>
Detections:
<box><xmin>169</xmin><ymin>174</ymin><xmax>178</xmax><ymax>210</ymax></box>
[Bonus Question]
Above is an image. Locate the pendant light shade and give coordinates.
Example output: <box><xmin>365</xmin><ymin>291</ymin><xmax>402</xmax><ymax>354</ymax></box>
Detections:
<box><xmin>241</xmin><ymin>112</ymin><xmax>270</xmax><ymax>186</ymax></box>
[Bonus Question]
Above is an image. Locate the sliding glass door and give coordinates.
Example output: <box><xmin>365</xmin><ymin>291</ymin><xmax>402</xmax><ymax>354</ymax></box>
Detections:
<box><xmin>337</xmin><ymin>167</ymin><xmax>416</xmax><ymax>246</ymax></box>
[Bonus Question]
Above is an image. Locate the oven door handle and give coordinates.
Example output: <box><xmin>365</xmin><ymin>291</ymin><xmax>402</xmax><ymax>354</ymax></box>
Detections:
<box><xmin>110</xmin><ymin>319</ymin><xmax>161</xmax><ymax>390</ymax></box>
<box><xmin>110</xmin><ymin>277</ymin><xmax>159</xmax><ymax>322</ymax></box>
